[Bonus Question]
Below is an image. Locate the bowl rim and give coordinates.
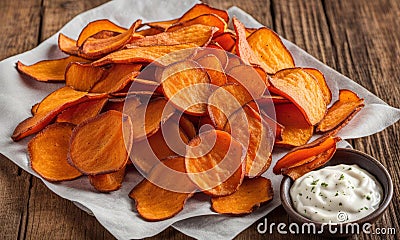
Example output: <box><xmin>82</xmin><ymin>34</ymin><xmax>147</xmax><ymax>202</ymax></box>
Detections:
<box><xmin>280</xmin><ymin>148</ymin><xmax>394</xmax><ymax>228</ymax></box>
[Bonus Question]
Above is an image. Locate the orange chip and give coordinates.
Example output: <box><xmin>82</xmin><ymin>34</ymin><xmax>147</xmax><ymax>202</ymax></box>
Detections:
<box><xmin>208</xmin><ymin>83</ymin><xmax>253</xmax><ymax>130</ymax></box>
<box><xmin>65</xmin><ymin>62</ymin><xmax>106</xmax><ymax>91</ymax></box>
<box><xmin>179</xmin><ymin>115</ymin><xmax>197</xmax><ymax>140</ymax></box>
<box><xmin>282</xmin><ymin>146</ymin><xmax>337</xmax><ymax>180</ymax></box>
<box><xmin>28</xmin><ymin>123</ymin><xmax>82</xmax><ymax>181</ymax></box>
<box><xmin>303</xmin><ymin>68</ymin><xmax>332</xmax><ymax>104</ymax></box>
<box><xmin>102</xmin><ymin>97</ymin><xmax>141</xmax><ymax>113</ymax></box>
<box><xmin>129</xmin><ymin>98</ymin><xmax>175</xmax><ymax>140</ymax></box>
<box><xmin>68</xmin><ymin>110</ymin><xmax>133</xmax><ymax>175</ymax></box>
<box><xmin>185</xmin><ymin>130</ymin><xmax>245</xmax><ymax>196</ymax></box>
<box><xmin>77</xmin><ymin>19</ymin><xmax>127</xmax><ymax>47</ymax></box>
<box><xmin>129</xmin><ymin>157</ymin><xmax>195</xmax><ymax>221</ymax></box>
<box><xmin>195</xmin><ymin>54</ymin><xmax>227</xmax><ymax>86</ymax></box>
<box><xmin>162</xmin><ymin>60</ymin><xmax>211</xmax><ymax>116</ymax></box>
<box><xmin>56</xmin><ymin>98</ymin><xmax>107</xmax><ymax>125</ymax></box>
<box><xmin>193</xmin><ymin>45</ymin><xmax>228</xmax><ymax>70</ymax></box>
<box><xmin>213</xmin><ymin>32</ymin><xmax>236</xmax><ymax>52</ymax></box>
<box><xmin>273</xmin><ymin>136</ymin><xmax>340</xmax><ymax>174</ymax></box>
<box><xmin>31</xmin><ymin>103</ymin><xmax>40</xmax><ymax>115</ymax></box>
<box><xmin>17</xmin><ymin>56</ymin><xmax>88</xmax><ymax>82</ymax></box>
<box><xmin>135</xmin><ymin>27</ymin><xmax>163</xmax><ymax>37</ymax></box>
<box><xmin>224</xmin><ymin>105</ymin><xmax>273</xmax><ymax>177</ymax></box>
<box><xmin>274</xmin><ymin>103</ymin><xmax>314</xmax><ymax>147</ymax></box>
<box><xmin>12</xmin><ymin>87</ymin><xmax>105</xmax><ymax>141</ymax></box>
<box><xmin>179</xmin><ymin>3</ymin><xmax>229</xmax><ymax>23</ymax></box>
<box><xmin>79</xmin><ymin>20</ymin><xmax>141</xmax><ymax>59</ymax></box>
<box><xmin>90</xmin><ymin>64</ymin><xmax>142</xmax><ymax>93</ymax></box>
<box><xmin>58</xmin><ymin>33</ymin><xmax>79</xmax><ymax>56</ymax></box>
<box><xmin>89</xmin><ymin>165</ymin><xmax>126</xmax><ymax>192</ymax></box>
<box><xmin>167</xmin><ymin>14</ymin><xmax>227</xmax><ymax>36</ymax></box>
<box><xmin>247</xmin><ymin>27</ymin><xmax>295</xmax><ymax>74</ymax></box>
<box><xmin>211</xmin><ymin>177</ymin><xmax>273</xmax><ymax>214</ymax></box>
<box><xmin>227</xmin><ymin>65</ymin><xmax>267</xmax><ymax>97</ymax></box>
<box><xmin>92</xmin><ymin>43</ymin><xmax>199</xmax><ymax>67</ymax></box>
<box><xmin>131</xmin><ymin>117</ymin><xmax>189</xmax><ymax>173</ymax></box>
<box><xmin>269</xmin><ymin>68</ymin><xmax>327</xmax><ymax>125</ymax></box>
<box><xmin>127</xmin><ymin>24</ymin><xmax>217</xmax><ymax>48</ymax></box>
<box><xmin>317</xmin><ymin>89</ymin><xmax>364</xmax><ymax>133</ymax></box>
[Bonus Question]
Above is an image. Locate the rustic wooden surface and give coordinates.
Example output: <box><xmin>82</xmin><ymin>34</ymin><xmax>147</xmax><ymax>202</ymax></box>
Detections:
<box><xmin>0</xmin><ymin>0</ymin><xmax>398</xmax><ymax>239</ymax></box>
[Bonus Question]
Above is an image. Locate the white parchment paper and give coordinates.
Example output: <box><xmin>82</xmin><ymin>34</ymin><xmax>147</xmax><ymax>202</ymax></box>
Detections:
<box><xmin>0</xmin><ymin>0</ymin><xmax>399</xmax><ymax>239</ymax></box>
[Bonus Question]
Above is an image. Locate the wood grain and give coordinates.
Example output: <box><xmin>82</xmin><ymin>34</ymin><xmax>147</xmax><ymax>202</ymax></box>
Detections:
<box><xmin>0</xmin><ymin>0</ymin><xmax>398</xmax><ymax>239</ymax></box>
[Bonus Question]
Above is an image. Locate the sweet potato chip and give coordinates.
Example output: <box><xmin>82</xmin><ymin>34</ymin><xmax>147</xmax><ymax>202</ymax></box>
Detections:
<box><xmin>129</xmin><ymin>98</ymin><xmax>175</xmax><ymax>140</ymax></box>
<box><xmin>224</xmin><ymin>105</ymin><xmax>273</xmax><ymax>177</ymax></box>
<box><xmin>161</xmin><ymin>60</ymin><xmax>211</xmax><ymax>115</ymax></box>
<box><xmin>193</xmin><ymin>45</ymin><xmax>228</xmax><ymax>70</ymax></box>
<box><xmin>273</xmin><ymin>136</ymin><xmax>340</xmax><ymax>174</ymax></box>
<box><xmin>227</xmin><ymin>64</ymin><xmax>266</xmax><ymax>97</ymax></box>
<box><xmin>127</xmin><ymin>24</ymin><xmax>217</xmax><ymax>47</ymax></box>
<box><xmin>179</xmin><ymin>115</ymin><xmax>197</xmax><ymax>140</ymax></box>
<box><xmin>92</xmin><ymin>43</ymin><xmax>199</xmax><ymax>67</ymax></box>
<box><xmin>283</xmin><ymin>146</ymin><xmax>337</xmax><ymax>180</ymax></box>
<box><xmin>68</xmin><ymin>110</ymin><xmax>133</xmax><ymax>175</ymax></box>
<box><xmin>88</xmin><ymin>165</ymin><xmax>126</xmax><ymax>192</ymax></box>
<box><xmin>195</xmin><ymin>54</ymin><xmax>227</xmax><ymax>86</ymax></box>
<box><xmin>274</xmin><ymin>103</ymin><xmax>314</xmax><ymax>147</ymax></box>
<box><xmin>208</xmin><ymin>83</ymin><xmax>253</xmax><ymax>130</ymax></box>
<box><xmin>65</xmin><ymin>62</ymin><xmax>106</xmax><ymax>91</ymax></box>
<box><xmin>56</xmin><ymin>98</ymin><xmax>107</xmax><ymax>125</ymax></box>
<box><xmin>129</xmin><ymin>157</ymin><xmax>195</xmax><ymax>221</ymax></box>
<box><xmin>58</xmin><ymin>33</ymin><xmax>79</xmax><ymax>56</ymax></box>
<box><xmin>28</xmin><ymin>122</ymin><xmax>82</xmax><ymax>181</ymax></box>
<box><xmin>77</xmin><ymin>19</ymin><xmax>127</xmax><ymax>47</ymax></box>
<box><xmin>17</xmin><ymin>56</ymin><xmax>88</xmax><ymax>82</ymax></box>
<box><xmin>211</xmin><ymin>177</ymin><xmax>273</xmax><ymax>214</ymax></box>
<box><xmin>131</xmin><ymin>117</ymin><xmax>189</xmax><ymax>173</ymax></box>
<box><xmin>135</xmin><ymin>27</ymin><xmax>163</xmax><ymax>37</ymax></box>
<box><xmin>167</xmin><ymin>14</ymin><xmax>227</xmax><ymax>36</ymax></box>
<box><xmin>79</xmin><ymin>20</ymin><xmax>141</xmax><ymax>59</ymax></box>
<box><xmin>247</xmin><ymin>27</ymin><xmax>295</xmax><ymax>74</ymax></box>
<box><xmin>102</xmin><ymin>97</ymin><xmax>141</xmax><ymax>113</ymax></box>
<box><xmin>90</xmin><ymin>64</ymin><xmax>142</xmax><ymax>93</ymax></box>
<box><xmin>213</xmin><ymin>32</ymin><xmax>236</xmax><ymax>52</ymax></box>
<box><xmin>269</xmin><ymin>68</ymin><xmax>327</xmax><ymax>125</ymax></box>
<box><xmin>317</xmin><ymin>89</ymin><xmax>364</xmax><ymax>133</ymax></box>
<box><xmin>303</xmin><ymin>68</ymin><xmax>332</xmax><ymax>104</ymax></box>
<box><xmin>185</xmin><ymin>130</ymin><xmax>245</xmax><ymax>196</ymax></box>
<box><xmin>179</xmin><ymin>3</ymin><xmax>229</xmax><ymax>23</ymax></box>
<box><xmin>12</xmin><ymin>87</ymin><xmax>105</xmax><ymax>141</ymax></box>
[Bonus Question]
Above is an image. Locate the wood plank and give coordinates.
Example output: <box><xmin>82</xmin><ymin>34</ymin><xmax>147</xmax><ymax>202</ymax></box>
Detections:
<box><xmin>0</xmin><ymin>1</ymin><xmax>42</xmax><ymax>239</ymax></box>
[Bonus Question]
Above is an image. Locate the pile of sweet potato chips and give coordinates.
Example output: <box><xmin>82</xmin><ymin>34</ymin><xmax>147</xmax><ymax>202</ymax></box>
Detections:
<box><xmin>13</xmin><ymin>4</ymin><xmax>364</xmax><ymax>220</ymax></box>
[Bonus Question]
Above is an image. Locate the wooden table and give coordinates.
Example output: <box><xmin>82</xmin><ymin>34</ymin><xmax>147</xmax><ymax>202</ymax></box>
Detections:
<box><xmin>0</xmin><ymin>0</ymin><xmax>398</xmax><ymax>239</ymax></box>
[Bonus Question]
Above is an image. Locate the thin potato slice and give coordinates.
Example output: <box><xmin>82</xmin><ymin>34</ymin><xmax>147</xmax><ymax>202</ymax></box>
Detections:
<box><xmin>193</xmin><ymin>45</ymin><xmax>228</xmax><ymax>69</ymax></box>
<box><xmin>213</xmin><ymin>32</ymin><xmax>236</xmax><ymax>52</ymax></box>
<box><xmin>90</xmin><ymin>64</ymin><xmax>142</xmax><ymax>93</ymax></box>
<box><xmin>274</xmin><ymin>103</ymin><xmax>314</xmax><ymax>147</ymax></box>
<box><xmin>224</xmin><ymin>105</ymin><xmax>273</xmax><ymax>177</ymax></box>
<box><xmin>127</xmin><ymin>24</ymin><xmax>217</xmax><ymax>47</ymax></box>
<box><xmin>80</xmin><ymin>20</ymin><xmax>141</xmax><ymax>59</ymax></box>
<box><xmin>167</xmin><ymin>14</ymin><xmax>226</xmax><ymax>36</ymax></box>
<box><xmin>65</xmin><ymin>62</ymin><xmax>106</xmax><ymax>91</ymax></box>
<box><xmin>145</xmin><ymin>19</ymin><xmax>178</xmax><ymax>31</ymax></box>
<box><xmin>102</xmin><ymin>97</ymin><xmax>141</xmax><ymax>113</ymax></box>
<box><xmin>162</xmin><ymin>60</ymin><xmax>211</xmax><ymax>116</ymax></box>
<box><xmin>185</xmin><ymin>130</ymin><xmax>245</xmax><ymax>196</ymax></box>
<box><xmin>211</xmin><ymin>177</ymin><xmax>273</xmax><ymax>214</ymax></box>
<box><xmin>227</xmin><ymin>65</ymin><xmax>266</xmax><ymax>97</ymax></box>
<box><xmin>129</xmin><ymin>98</ymin><xmax>175</xmax><ymax>140</ymax></box>
<box><xmin>12</xmin><ymin>87</ymin><xmax>105</xmax><ymax>141</ymax></box>
<box><xmin>303</xmin><ymin>68</ymin><xmax>331</xmax><ymax>104</ymax></box>
<box><xmin>58</xmin><ymin>33</ymin><xmax>79</xmax><ymax>56</ymax></box>
<box><xmin>28</xmin><ymin>123</ymin><xmax>82</xmax><ymax>181</ymax></box>
<box><xmin>77</xmin><ymin>19</ymin><xmax>127</xmax><ymax>46</ymax></box>
<box><xmin>129</xmin><ymin>157</ymin><xmax>195</xmax><ymax>221</ymax></box>
<box><xmin>283</xmin><ymin>147</ymin><xmax>337</xmax><ymax>180</ymax></box>
<box><xmin>273</xmin><ymin>136</ymin><xmax>340</xmax><ymax>174</ymax></box>
<box><xmin>88</xmin><ymin>165</ymin><xmax>126</xmax><ymax>192</ymax></box>
<box><xmin>317</xmin><ymin>89</ymin><xmax>364</xmax><ymax>133</ymax></box>
<box><xmin>68</xmin><ymin>110</ymin><xmax>133</xmax><ymax>175</ymax></box>
<box><xmin>195</xmin><ymin>54</ymin><xmax>227</xmax><ymax>86</ymax></box>
<box><xmin>17</xmin><ymin>56</ymin><xmax>88</xmax><ymax>82</ymax></box>
<box><xmin>208</xmin><ymin>83</ymin><xmax>253</xmax><ymax>130</ymax></box>
<box><xmin>92</xmin><ymin>43</ymin><xmax>199</xmax><ymax>67</ymax></box>
<box><xmin>179</xmin><ymin>3</ymin><xmax>229</xmax><ymax>23</ymax></box>
<box><xmin>56</xmin><ymin>98</ymin><xmax>107</xmax><ymax>125</ymax></box>
<box><xmin>269</xmin><ymin>68</ymin><xmax>327</xmax><ymax>125</ymax></box>
<box><xmin>179</xmin><ymin>115</ymin><xmax>197</xmax><ymax>140</ymax></box>
<box><xmin>247</xmin><ymin>27</ymin><xmax>295</xmax><ymax>74</ymax></box>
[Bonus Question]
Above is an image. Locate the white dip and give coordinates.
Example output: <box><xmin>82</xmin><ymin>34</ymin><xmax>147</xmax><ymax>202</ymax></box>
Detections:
<box><xmin>290</xmin><ymin>164</ymin><xmax>383</xmax><ymax>223</ymax></box>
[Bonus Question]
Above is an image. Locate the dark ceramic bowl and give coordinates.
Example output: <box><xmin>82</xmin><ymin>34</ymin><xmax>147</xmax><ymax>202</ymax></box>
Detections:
<box><xmin>280</xmin><ymin>148</ymin><xmax>393</xmax><ymax>237</ymax></box>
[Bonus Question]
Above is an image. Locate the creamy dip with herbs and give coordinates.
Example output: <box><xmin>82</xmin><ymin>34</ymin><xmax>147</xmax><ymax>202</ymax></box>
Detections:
<box><xmin>290</xmin><ymin>164</ymin><xmax>383</xmax><ymax>223</ymax></box>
